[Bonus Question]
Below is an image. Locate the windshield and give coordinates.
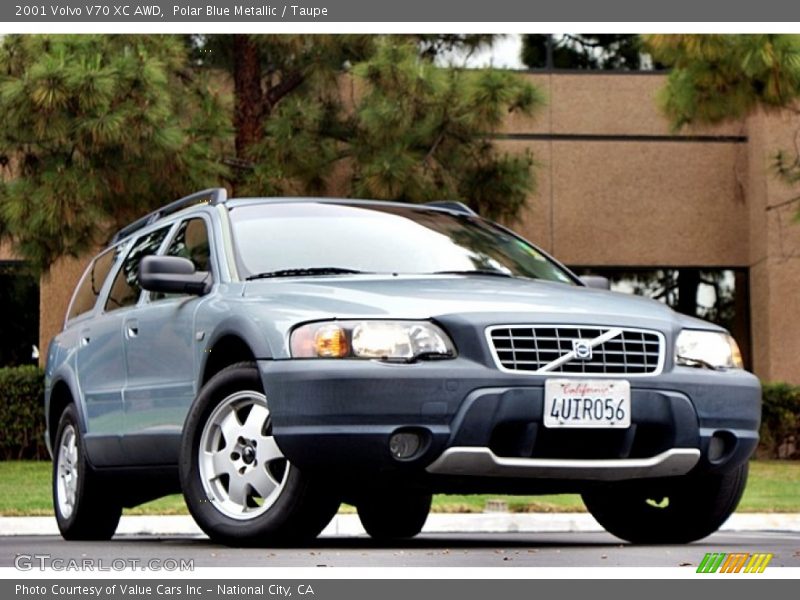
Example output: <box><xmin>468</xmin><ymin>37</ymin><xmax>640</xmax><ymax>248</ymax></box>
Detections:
<box><xmin>228</xmin><ymin>202</ymin><xmax>576</xmax><ymax>285</ymax></box>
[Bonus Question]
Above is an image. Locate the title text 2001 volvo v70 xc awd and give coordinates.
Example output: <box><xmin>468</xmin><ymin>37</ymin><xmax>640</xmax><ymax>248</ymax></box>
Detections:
<box><xmin>45</xmin><ymin>188</ymin><xmax>760</xmax><ymax>546</ymax></box>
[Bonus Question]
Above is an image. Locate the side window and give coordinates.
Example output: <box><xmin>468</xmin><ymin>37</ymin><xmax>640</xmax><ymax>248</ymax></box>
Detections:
<box><xmin>166</xmin><ymin>218</ymin><xmax>211</xmax><ymax>272</ymax></box>
<box><xmin>150</xmin><ymin>218</ymin><xmax>212</xmax><ymax>302</ymax></box>
<box><xmin>104</xmin><ymin>227</ymin><xmax>170</xmax><ymax>312</ymax></box>
<box><xmin>67</xmin><ymin>248</ymin><xmax>117</xmax><ymax>320</ymax></box>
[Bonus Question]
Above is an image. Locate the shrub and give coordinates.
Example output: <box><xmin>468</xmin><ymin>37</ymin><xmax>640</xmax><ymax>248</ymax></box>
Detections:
<box><xmin>0</xmin><ymin>366</ymin><xmax>797</xmax><ymax>461</ymax></box>
<box><xmin>0</xmin><ymin>365</ymin><xmax>47</xmax><ymax>460</ymax></box>
<box><xmin>758</xmin><ymin>382</ymin><xmax>800</xmax><ymax>459</ymax></box>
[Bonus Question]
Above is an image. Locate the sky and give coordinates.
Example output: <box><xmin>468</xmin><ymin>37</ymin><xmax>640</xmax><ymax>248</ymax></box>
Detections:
<box><xmin>439</xmin><ymin>34</ymin><xmax>526</xmax><ymax>69</ymax></box>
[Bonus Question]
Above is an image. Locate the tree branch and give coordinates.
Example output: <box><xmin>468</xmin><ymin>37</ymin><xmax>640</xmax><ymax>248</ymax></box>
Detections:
<box><xmin>423</xmin><ymin>130</ymin><xmax>447</xmax><ymax>168</ymax></box>
<box><xmin>264</xmin><ymin>71</ymin><xmax>306</xmax><ymax>114</ymax></box>
<box><xmin>766</xmin><ymin>195</ymin><xmax>800</xmax><ymax>211</ymax></box>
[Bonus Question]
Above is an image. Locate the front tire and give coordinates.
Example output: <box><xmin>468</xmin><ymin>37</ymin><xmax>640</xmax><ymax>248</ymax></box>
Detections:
<box><xmin>582</xmin><ymin>463</ymin><xmax>749</xmax><ymax>544</ymax></box>
<box><xmin>53</xmin><ymin>405</ymin><xmax>122</xmax><ymax>540</ymax></box>
<box><xmin>357</xmin><ymin>490</ymin><xmax>432</xmax><ymax>540</ymax></box>
<box><xmin>180</xmin><ymin>362</ymin><xmax>340</xmax><ymax>546</ymax></box>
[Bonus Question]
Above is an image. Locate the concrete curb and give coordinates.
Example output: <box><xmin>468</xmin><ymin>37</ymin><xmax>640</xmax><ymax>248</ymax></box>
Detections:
<box><xmin>2</xmin><ymin>513</ymin><xmax>799</xmax><ymax>537</ymax></box>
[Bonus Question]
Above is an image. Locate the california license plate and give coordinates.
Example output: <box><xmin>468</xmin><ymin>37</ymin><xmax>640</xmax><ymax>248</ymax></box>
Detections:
<box><xmin>544</xmin><ymin>379</ymin><xmax>631</xmax><ymax>428</ymax></box>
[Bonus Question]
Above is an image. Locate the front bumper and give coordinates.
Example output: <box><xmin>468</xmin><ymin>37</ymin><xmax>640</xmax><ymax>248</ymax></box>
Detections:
<box><xmin>426</xmin><ymin>448</ymin><xmax>701</xmax><ymax>481</ymax></box>
<box><xmin>259</xmin><ymin>358</ymin><xmax>760</xmax><ymax>491</ymax></box>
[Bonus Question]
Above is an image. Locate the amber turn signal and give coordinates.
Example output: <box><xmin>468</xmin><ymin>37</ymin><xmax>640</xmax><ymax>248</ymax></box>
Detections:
<box><xmin>313</xmin><ymin>324</ymin><xmax>350</xmax><ymax>358</ymax></box>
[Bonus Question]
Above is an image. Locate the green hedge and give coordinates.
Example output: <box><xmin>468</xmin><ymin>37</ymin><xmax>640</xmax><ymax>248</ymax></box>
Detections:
<box><xmin>759</xmin><ymin>382</ymin><xmax>800</xmax><ymax>459</ymax></box>
<box><xmin>0</xmin><ymin>365</ymin><xmax>47</xmax><ymax>460</ymax></box>
<box><xmin>0</xmin><ymin>366</ymin><xmax>798</xmax><ymax>460</ymax></box>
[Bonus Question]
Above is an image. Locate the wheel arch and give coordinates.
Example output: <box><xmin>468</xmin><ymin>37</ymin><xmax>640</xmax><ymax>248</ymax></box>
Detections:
<box><xmin>198</xmin><ymin>314</ymin><xmax>276</xmax><ymax>389</ymax></box>
<box><xmin>47</xmin><ymin>377</ymin><xmax>81</xmax><ymax>454</ymax></box>
<box><xmin>200</xmin><ymin>332</ymin><xmax>260</xmax><ymax>388</ymax></box>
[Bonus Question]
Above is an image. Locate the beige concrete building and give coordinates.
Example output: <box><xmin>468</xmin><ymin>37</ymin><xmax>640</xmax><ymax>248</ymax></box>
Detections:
<box><xmin>2</xmin><ymin>72</ymin><xmax>799</xmax><ymax>383</ymax></box>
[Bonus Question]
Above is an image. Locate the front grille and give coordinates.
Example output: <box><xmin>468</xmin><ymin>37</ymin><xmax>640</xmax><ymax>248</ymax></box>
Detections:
<box><xmin>488</xmin><ymin>325</ymin><xmax>664</xmax><ymax>375</ymax></box>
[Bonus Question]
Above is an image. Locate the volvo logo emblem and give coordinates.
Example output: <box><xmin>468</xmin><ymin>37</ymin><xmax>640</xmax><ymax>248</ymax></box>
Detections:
<box><xmin>572</xmin><ymin>339</ymin><xmax>593</xmax><ymax>360</ymax></box>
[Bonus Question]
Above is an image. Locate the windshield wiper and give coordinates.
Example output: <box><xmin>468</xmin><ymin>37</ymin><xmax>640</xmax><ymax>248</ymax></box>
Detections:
<box><xmin>432</xmin><ymin>269</ymin><xmax>515</xmax><ymax>278</ymax></box>
<box><xmin>246</xmin><ymin>267</ymin><xmax>366</xmax><ymax>280</ymax></box>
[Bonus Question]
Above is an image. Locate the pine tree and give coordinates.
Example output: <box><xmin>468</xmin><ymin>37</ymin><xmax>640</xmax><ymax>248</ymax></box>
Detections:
<box><xmin>644</xmin><ymin>34</ymin><xmax>800</xmax><ymax>218</ymax></box>
<box><xmin>643</xmin><ymin>34</ymin><xmax>800</xmax><ymax>128</ymax></box>
<box><xmin>521</xmin><ymin>35</ymin><xmax>645</xmax><ymax>70</ymax></box>
<box><xmin>0</xmin><ymin>35</ymin><xmax>544</xmax><ymax>269</ymax></box>
<box><xmin>242</xmin><ymin>37</ymin><xmax>543</xmax><ymax>221</ymax></box>
<box><xmin>0</xmin><ymin>35</ymin><xmax>229</xmax><ymax>270</ymax></box>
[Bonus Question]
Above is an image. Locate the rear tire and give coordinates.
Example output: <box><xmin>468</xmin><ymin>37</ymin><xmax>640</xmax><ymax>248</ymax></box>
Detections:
<box><xmin>357</xmin><ymin>490</ymin><xmax>432</xmax><ymax>540</ymax></box>
<box><xmin>53</xmin><ymin>405</ymin><xmax>122</xmax><ymax>540</ymax></box>
<box><xmin>180</xmin><ymin>362</ymin><xmax>340</xmax><ymax>546</ymax></box>
<box><xmin>582</xmin><ymin>463</ymin><xmax>749</xmax><ymax>544</ymax></box>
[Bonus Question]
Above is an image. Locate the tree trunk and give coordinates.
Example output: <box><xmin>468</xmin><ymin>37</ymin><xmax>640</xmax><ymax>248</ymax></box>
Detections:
<box><xmin>676</xmin><ymin>269</ymin><xmax>700</xmax><ymax>317</ymax></box>
<box><xmin>232</xmin><ymin>34</ymin><xmax>264</xmax><ymax>162</ymax></box>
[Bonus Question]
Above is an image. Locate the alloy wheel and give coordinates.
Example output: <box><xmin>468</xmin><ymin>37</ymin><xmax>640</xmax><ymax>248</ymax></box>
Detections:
<box><xmin>198</xmin><ymin>390</ymin><xmax>289</xmax><ymax>520</ymax></box>
<box><xmin>55</xmin><ymin>424</ymin><xmax>79</xmax><ymax>519</ymax></box>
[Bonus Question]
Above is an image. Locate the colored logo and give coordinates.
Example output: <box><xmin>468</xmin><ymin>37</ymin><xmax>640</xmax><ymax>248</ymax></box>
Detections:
<box><xmin>696</xmin><ymin>552</ymin><xmax>773</xmax><ymax>573</ymax></box>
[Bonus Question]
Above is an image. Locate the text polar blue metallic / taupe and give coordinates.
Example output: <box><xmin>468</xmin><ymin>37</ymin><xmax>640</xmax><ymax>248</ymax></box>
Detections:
<box><xmin>4</xmin><ymin>0</ymin><xmax>800</xmax><ymax>22</ymax></box>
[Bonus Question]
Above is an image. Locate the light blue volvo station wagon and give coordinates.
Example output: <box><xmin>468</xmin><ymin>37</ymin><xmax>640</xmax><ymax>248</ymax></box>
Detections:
<box><xmin>45</xmin><ymin>188</ymin><xmax>760</xmax><ymax>546</ymax></box>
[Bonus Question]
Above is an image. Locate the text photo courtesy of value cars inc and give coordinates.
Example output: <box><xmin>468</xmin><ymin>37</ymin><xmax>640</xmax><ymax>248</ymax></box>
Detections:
<box><xmin>0</xmin><ymin>0</ymin><xmax>799</xmax><ymax>597</ymax></box>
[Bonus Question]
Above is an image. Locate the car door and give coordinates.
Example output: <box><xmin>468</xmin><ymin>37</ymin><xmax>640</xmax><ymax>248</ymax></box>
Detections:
<box><xmin>121</xmin><ymin>216</ymin><xmax>214</xmax><ymax>464</ymax></box>
<box><xmin>89</xmin><ymin>225</ymin><xmax>171</xmax><ymax>465</ymax></box>
<box><xmin>71</xmin><ymin>245</ymin><xmax>128</xmax><ymax>466</ymax></box>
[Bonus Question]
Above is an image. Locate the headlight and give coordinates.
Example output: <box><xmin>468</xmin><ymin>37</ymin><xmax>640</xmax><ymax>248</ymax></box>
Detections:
<box><xmin>675</xmin><ymin>330</ymin><xmax>743</xmax><ymax>369</ymax></box>
<box><xmin>290</xmin><ymin>320</ymin><xmax>456</xmax><ymax>361</ymax></box>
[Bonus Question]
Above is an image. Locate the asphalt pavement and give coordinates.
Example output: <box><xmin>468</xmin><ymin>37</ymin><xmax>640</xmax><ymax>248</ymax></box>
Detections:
<box><xmin>2</xmin><ymin>531</ymin><xmax>800</xmax><ymax>568</ymax></box>
<box><xmin>2</xmin><ymin>514</ymin><xmax>799</xmax><ymax>568</ymax></box>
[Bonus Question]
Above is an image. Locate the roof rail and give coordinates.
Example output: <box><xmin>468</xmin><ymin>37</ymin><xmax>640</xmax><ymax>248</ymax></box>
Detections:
<box><xmin>425</xmin><ymin>201</ymin><xmax>478</xmax><ymax>216</ymax></box>
<box><xmin>109</xmin><ymin>188</ymin><xmax>228</xmax><ymax>245</ymax></box>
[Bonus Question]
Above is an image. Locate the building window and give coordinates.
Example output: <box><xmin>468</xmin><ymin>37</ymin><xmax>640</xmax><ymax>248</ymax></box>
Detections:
<box><xmin>572</xmin><ymin>267</ymin><xmax>751</xmax><ymax>369</ymax></box>
<box><xmin>0</xmin><ymin>262</ymin><xmax>40</xmax><ymax>366</ymax></box>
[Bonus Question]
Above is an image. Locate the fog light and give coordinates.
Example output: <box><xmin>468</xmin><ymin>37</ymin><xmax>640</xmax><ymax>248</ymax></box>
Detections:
<box><xmin>708</xmin><ymin>431</ymin><xmax>736</xmax><ymax>463</ymax></box>
<box><xmin>708</xmin><ymin>435</ymin><xmax>725</xmax><ymax>462</ymax></box>
<box><xmin>389</xmin><ymin>432</ymin><xmax>422</xmax><ymax>460</ymax></box>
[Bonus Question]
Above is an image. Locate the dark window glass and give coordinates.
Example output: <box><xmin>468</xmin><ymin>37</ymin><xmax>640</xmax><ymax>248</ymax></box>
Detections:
<box><xmin>105</xmin><ymin>227</ymin><xmax>170</xmax><ymax>312</ymax></box>
<box><xmin>229</xmin><ymin>202</ymin><xmax>576</xmax><ymax>285</ymax></box>
<box><xmin>0</xmin><ymin>262</ymin><xmax>39</xmax><ymax>366</ymax></box>
<box><xmin>166</xmin><ymin>218</ymin><xmax>211</xmax><ymax>272</ymax></box>
<box><xmin>150</xmin><ymin>218</ymin><xmax>212</xmax><ymax>302</ymax></box>
<box><xmin>68</xmin><ymin>248</ymin><xmax>117</xmax><ymax>320</ymax></box>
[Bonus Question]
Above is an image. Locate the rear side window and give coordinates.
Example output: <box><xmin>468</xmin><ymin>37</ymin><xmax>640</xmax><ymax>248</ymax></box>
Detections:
<box><xmin>105</xmin><ymin>227</ymin><xmax>170</xmax><ymax>312</ymax></box>
<box><xmin>67</xmin><ymin>248</ymin><xmax>117</xmax><ymax>320</ymax></box>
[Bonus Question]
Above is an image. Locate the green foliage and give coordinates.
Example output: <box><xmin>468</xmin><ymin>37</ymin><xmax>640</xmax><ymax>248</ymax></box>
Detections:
<box><xmin>759</xmin><ymin>382</ymin><xmax>800</xmax><ymax>459</ymax></box>
<box><xmin>521</xmin><ymin>34</ymin><xmax>645</xmax><ymax>70</ymax></box>
<box><xmin>246</xmin><ymin>38</ymin><xmax>543</xmax><ymax>222</ymax></box>
<box><xmin>644</xmin><ymin>35</ymin><xmax>800</xmax><ymax>218</ymax></box>
<box><xmin>0</xmin><ymin>366</ymin><xmax>46</xmax><ymax>460</ymax></box>
<box><xmin>0</xmin><ymin>34</ymin><xmax>543</xmax><ymax>270</ymax></box>
<box><xmin>0</xmin><ymin>35</ymin><xmax>230</xmax><ymax>270</ymax></box>
<box><xmin>643</xmin><ymin>35</ymin><xmax>800</xmax><ymax>129</ymax></box>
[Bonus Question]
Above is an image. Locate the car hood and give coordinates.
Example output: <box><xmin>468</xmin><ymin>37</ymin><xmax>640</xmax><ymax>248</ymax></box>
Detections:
<box><xmin>242</xmin><ymin>274</ymin><xmax>711</xmax><ymax>330</ymax></box>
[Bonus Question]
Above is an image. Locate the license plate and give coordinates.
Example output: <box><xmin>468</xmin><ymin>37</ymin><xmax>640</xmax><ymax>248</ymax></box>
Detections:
<box><xmin>544</xmin><ymin>379</ymin><xmax>631</xmax><ymax>428</ymax></box>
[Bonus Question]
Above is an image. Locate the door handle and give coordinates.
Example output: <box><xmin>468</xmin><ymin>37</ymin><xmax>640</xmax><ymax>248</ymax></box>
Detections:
<box><xmin>80</xmin><ymin>336</ymin><xmax>90</xmax><ymax>347</ymax></box>
<box><xmin>125</xmin><ymin>320</ymin><xmax>139</xmax><ymax>338</ymax></box>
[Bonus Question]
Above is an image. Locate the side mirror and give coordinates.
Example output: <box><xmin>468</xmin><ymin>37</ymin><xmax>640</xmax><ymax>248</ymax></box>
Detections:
<box><xmin>139</xmin><ymin>255</ymin><xmax>211</xmax><ymax>296</ymax></box>
<box><xmin>579</xmin><ymin>275</ymin><xmax>611</xmax><ymax>290</ymax></box>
